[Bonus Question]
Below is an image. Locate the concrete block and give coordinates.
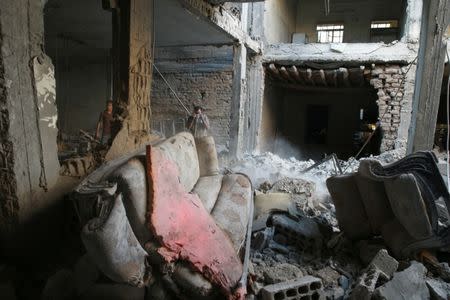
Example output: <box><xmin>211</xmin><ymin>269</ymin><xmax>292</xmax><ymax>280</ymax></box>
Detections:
<box><xmin>261</xmin><ymin>276</ymin><xmax>325</xmax><ymax>300</ymax></box>
<box><xmin>271</xmin><ymin>214</ymin><xmax>323</xmax><ymax>254</ymax></box>
<box><xmin>374</xmin><ymin>261</ymin><xmax>429</xmax><ymax>300</ymax></box>
<box><xmin>370</xmin><ymin>249</ymin><xmax>398</xmax><ymax>277</ymax></box>
<box><xmin>350</xmin><ymin>265</ymin><xmax>387</xmax><ymax>300</ymax></box>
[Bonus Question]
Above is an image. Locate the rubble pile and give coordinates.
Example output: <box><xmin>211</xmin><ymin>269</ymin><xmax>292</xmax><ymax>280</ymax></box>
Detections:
<box><xmin>230</xmin><ymin>148</ymin><xmax>450</xmax><ymax>300</ymax></box>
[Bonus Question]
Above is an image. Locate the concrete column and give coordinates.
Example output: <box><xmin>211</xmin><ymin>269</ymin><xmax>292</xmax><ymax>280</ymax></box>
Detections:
<box><xmin>402</xmin><ymin>0</ymin><xmax>423</xmax><ymax>43</ymax></box>
<box><xmin>408</xmin><ymin>0</ymin><xmax>450</xmax><ymax>153</ymax></box>
<box><xmin>229</xmin><ymin>43</ymin><xmax>248</xmax><ymax>158</ymax></box>
<box><xmin>106</xmin><ymin>0</ymin><xmax>155</xmax><ymax>161</ymax></box>
<box><xmin>243</xmin><ymin>54</ymin><xmax>264</xmax><ymax>153</ymax></box>
<box><xmin>0</xmin><ymin>0</ymin><xmax>60</xmax><ymax>235</ymax></box>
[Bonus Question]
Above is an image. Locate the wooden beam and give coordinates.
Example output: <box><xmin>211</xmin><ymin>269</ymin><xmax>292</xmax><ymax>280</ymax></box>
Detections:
<box><xmin>325</xmin><ymin>69</ymin><xmax>338</xmax><ymax>87</ymax></box>
<box><xmin>312</xmin><ymin>69</ymin><xmax>327</xmax><ymax>86</ymax></box>
<box><xmin>268</xmin><ymin>63</ymin><xmax>282</xmax><ymax>80</ymax></box>
<box><xmin>279</xmin><ymin>66</ymin><xmax>295</xmax><ymax>82</ymax></box>
<box><xmin>408</xmin><ymin>0</ymin><xmax>450</xmax><ymax>152</ymax></box>
<box><xmin>348</xmin><ymin>67</ymin><xmax>365</xmax><ymax>86</ymax></box>
<box><xmin>305</xmin><ymin>68</ymin><xmax>315</xmax><ymax>86</ymax></box>
<box><xmin>337</xmin><ymin>67</ymin><xmax>350</xmax><ymax>87</ymax></box>
<box><xmin>288</xmin><ymin>66</ymin><xmax>304</xmax><ymax>84</ymax></box>
<box><xmin>274</xmin><ymin>82</ymin><xmax>370</xmax><ymax>93</ymax></box>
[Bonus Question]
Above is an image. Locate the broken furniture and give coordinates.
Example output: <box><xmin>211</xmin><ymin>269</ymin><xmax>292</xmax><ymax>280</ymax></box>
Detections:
<box><xmin>327</xmin><ymin>151</ymin><xmax>450</xmax><ymax>258</ymax></box>
<box><xmin>71</xmin><ymin>132</ymin><xmax>253</xmax><ymax>299</ymax></box>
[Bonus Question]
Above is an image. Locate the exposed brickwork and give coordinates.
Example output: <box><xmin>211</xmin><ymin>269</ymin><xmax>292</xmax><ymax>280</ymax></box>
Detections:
<box><xmin>151</xmin><ymin>71</ymin><xmax>233</xmax><ymax>150</ymax></box>
<box><xmin>369</xmin><ymin>64</ymin><xmax>407</xmax><ymax>151</ymax></box>
<box><xmin>0</xmin><ymin>30</ymin><xmax>19</xmax><ymax>233</ymax></box>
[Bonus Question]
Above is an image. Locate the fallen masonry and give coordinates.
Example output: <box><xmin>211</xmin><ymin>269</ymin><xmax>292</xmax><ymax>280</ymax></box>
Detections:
<box><xmin>37</xmin><ymin>137</ymin><xmax>450</xmax><ymax>299</ymax></box>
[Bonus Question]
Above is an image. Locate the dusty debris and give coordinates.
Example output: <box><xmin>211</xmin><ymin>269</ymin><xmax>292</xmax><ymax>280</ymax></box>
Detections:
<box><xmin>426</xmin><ymin>278</ymin><xmax>450</xmax><ymax>300</ymax></box>
<box><xmin>374</xmin><ymin>261</ymin><xmax>430</xmax><ymax>300</ymax></box>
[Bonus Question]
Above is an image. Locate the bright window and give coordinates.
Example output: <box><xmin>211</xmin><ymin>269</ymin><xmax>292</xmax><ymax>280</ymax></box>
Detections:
<box><xmin>371</xmin><ymin>20</ymin><xmax>399</xmax><ymax>29</ymax></box>
<box><xmin>317</xmin><ymin>24</ymin><xmax>344</xmax><ymax>43</ymax></box>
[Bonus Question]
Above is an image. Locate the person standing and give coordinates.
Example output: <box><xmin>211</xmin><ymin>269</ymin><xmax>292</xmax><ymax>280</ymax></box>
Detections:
<box><xmin>186</xmin><ymin>106</ymin><xmax>210</xmax><ymax>138</ymax></box>
<box><xmin>95</xmin><ymin>100</ymin><xmax>114</xmax><ymax>145</ymax></box>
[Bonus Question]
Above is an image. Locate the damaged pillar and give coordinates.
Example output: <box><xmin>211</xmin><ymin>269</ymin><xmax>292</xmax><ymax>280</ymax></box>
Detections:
<box><xmin>0</xmin><ymin>0</ymin><xmax>60</xmax><ymax>237</ymax></box>
<box><xmin>230</xmin><ymin>43</ymin><xmax>248</xmax><ymax>158</ymax></box>
<box><xmin>106</xmin><ymin>0</ymin><xmax>154</xmax><ymax>161</ymax></box>
<box><xmin>408</xmin><ymin>0</ymin><xmax>450</xmax><ymax>153</ymax></box>
<box><xmin>230</xmin><ymin>3</ymin><xmax>249</xmax><ymax>158</ymax></box>
<box><xmin>244</xmin><ymin>54</ymin><xmax>264</xmax><ymax>153</ymax></box>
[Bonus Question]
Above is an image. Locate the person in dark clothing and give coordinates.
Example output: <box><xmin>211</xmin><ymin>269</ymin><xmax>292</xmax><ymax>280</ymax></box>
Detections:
<box><xmin>186</xmin><ymin>106</ymin><xmax>210</xmax><ymax>137</ymax></box>
<box><xmin>95</xmin><ymin>100</ymin><xmax>114</xmax><ymax>145</ymax></box>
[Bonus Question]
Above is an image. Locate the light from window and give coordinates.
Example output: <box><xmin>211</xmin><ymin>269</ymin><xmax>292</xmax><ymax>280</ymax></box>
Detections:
<box><xmin>371</xmin><ymin>20</ymin><xmax>399</xmax><ymax>29</ymax></box>
<box><xmin>317</xmin><ymin>24</ymin><xmax>344</xmax><ymax>43</ymax></box>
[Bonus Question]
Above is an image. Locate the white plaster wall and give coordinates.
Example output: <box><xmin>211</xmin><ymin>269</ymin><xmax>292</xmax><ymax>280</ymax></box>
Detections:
<box><xmin>263</xmin><ymin>0</ymin><xmax>298</xmax><ymax>44</ymax></box>
<box><xmin>296</xmin><ymin>0</ymin><xmax>406</xmax><ymax>43</ymax></box>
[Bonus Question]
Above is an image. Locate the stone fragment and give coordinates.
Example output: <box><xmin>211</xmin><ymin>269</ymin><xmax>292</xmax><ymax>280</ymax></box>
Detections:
<box><xmin>370</xmin><ymin>249</ymin><xmax>399</xmax><ymax>277</ymax></box>
<box><xmin>350</xmin><ymin>265</ymin><xmax>387</xmax><ymax>300</ymax></box>
<box><xmin>263</xmin><ymin>263</ymin><xmax>304</xmax><ymax>284</ymax></box>
<box><xmin>314</xmin><ymin>266</ymin><xmax>341</xmax><ymax>288</ymax></box>
<box><xmin>426</xmin><ymin>278</ymin><xmax>450</xmax><ymax>300</ymax></box>
<box><xmin>374</xmin><ymin>261</ymin><xmax>429</xmax><ymax>300</ymax></box>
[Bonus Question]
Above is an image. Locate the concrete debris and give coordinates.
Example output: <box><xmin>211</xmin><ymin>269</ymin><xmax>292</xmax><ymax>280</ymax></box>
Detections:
<box><xmin>426</xmin><ymin>278</ymin><xmax>450</xmax><ymax>300</ymax></box>
<box><xmin>370</xmin><ymin>249</ymin><xmax>399</xmax><ymax>278</ymax></box>
<box><xmin>374</xmin><ymin>261</ymin><xmax>429</xmax><ymax>300</ymax></box>
<box><xmin>262</xmin><ymin>263</ymin><xmax>304</xmax><ymax>284</ymax></box>
<box><xmin>350</xmin><ymin>250</ymin><xmax>398</xmax><ymax>300</ymax></box>
<box><xmin>260</xmin><ymin>276</ymin><xmax>325</xmax><ymax>300</ymax></box>
<box><xmin>229</xmin><ymin>148</ymin><xmax>406</xmax><ymax>189</ymax></box>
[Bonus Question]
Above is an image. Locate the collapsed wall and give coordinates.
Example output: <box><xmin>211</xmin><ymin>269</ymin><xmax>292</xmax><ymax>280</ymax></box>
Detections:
<box><xmin>369</xmin><ymin>64</ymin><xmax>416</xmax><ymax>151</ymax></box>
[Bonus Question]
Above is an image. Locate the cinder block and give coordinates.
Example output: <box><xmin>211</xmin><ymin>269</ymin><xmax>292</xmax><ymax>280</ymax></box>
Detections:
<box><xmin>350</xmin><ymin>265</ymin><xmax>387</xmax><ymax>300</ymax></box>
<box><xmin>261</xmin><ymin>276</ymin><xmax>325</xmax><ymax>300</ymax></box>
<box><xmin>350</xmin><ymin>250</ymin><xmax>398</xmax><ymax>300</ymax></box>
<box><xmin>371</xmin><ymin>249</ymin><xmax>398</xmax><ymax>277</ymax></box>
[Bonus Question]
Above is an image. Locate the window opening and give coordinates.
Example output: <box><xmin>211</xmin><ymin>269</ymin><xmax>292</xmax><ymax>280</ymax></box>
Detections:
<box><xmin>317</xmin><ymin>24</ymin><xmax>344</xmax><ymax>43</ymax></box>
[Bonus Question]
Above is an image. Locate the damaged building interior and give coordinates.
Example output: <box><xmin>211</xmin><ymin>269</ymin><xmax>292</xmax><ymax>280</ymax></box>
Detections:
<box><xmin>0</xmin><ymin>0</ymin><xmax>450</xmax><ymax>299</ymax></box>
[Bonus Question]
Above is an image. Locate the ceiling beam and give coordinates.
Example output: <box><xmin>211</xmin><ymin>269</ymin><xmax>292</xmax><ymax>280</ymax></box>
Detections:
<box><xmin>178</xmin><ymin>0</ymin><xmax>261</xmax><ymax>53</ymax></box>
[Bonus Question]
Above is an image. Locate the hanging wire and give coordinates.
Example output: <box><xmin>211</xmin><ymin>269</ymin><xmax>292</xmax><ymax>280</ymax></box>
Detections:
<box><xmin>152</xmin><ymin>63</ymin><xmax>191</xmax><ymax>115</ymax></box>
<box><xmin>342</xmin><ymin>56</ymin><xmax>418</xmax><ymax>173</ymax></box>
<box><xmin>151</xmin><ymin>0</ymin><xmax>190</xmax><ymax>116</ymax></box>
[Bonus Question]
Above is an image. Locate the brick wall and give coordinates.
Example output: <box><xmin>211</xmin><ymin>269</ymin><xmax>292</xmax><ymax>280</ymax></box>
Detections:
<box><xmin>151</xmin><ymin>71</ymin><xmax>233</xmax><ymax>150</ymax></box>
<box><xmin>369</xmin><ymin>64</ymin><xmax>409</xmax><ymax>151</ymax></box>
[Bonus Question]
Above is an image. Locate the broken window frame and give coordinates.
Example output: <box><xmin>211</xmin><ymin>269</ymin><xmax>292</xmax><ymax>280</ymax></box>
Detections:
<box><xmin>316</xmin><ymin>23</ymin><xmax>344</xmax><ymax>43</ymax></box>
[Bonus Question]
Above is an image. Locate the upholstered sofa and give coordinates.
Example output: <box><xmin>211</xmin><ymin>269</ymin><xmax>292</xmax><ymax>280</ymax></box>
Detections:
<box><xmin>71</xmin><ymin>132</ymin><xmax>253</xmax><ymax>299</ymax></box>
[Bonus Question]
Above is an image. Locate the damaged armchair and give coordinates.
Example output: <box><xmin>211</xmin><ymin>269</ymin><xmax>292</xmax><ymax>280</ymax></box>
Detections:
<box><xmin>71</xmin><ymin>132</ymin><xmax>253</xmax><ymax>299</ymax></box>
